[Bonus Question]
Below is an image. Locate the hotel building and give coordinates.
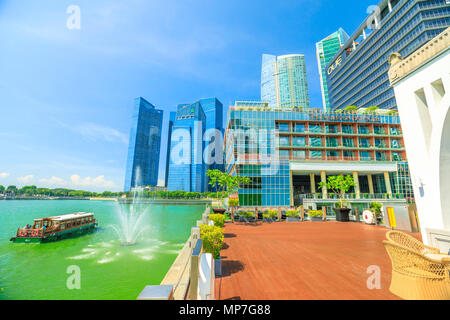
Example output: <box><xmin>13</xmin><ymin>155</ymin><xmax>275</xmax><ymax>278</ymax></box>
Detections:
<box><xmin>224</xmin><ymin>102</ymin><xmax>413</xmax><ymax>208</ymax></box>
<box><xmin>261</xmin><ymin>54</ymin><xmax>310</xmax><ymax>109</ymax></box>
<box><xmin>327</xmin><ymin>0</ymin><xmax>450</xmax><ymax>111</ymax></box>
<box><xmin>316</xmin><ymin>28</ymin><xmax>349</xmax><ymax>111</ymax></box>
<box><xmin>124</xmin><ymin>97</ymin><xmax>163</xmax><ymax>192</ymax></box>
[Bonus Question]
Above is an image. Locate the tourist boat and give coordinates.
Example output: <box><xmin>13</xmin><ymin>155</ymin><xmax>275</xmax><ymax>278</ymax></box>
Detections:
<box><xmin>10</xmin><ymin>212</ymin><xmax>98</xmax><ymax>243</ymax></box>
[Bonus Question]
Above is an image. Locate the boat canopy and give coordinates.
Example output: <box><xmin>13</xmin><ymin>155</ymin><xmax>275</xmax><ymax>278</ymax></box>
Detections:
<box><xmin>37</xmin><ymin>212</ymin><xmax>94</xmax><ymax>222</ymax></box>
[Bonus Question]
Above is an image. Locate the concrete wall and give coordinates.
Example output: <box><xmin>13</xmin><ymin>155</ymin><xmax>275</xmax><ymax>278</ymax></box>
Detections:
<box><xmin>392</xmin><ymin>49</ymin><xmax>450</xmax><ymax>246</ymax></box>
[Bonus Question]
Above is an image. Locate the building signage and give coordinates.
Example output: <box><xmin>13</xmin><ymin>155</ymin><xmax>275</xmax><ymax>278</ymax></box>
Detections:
<box><xmin>310</xmin><ymin>113</ymin><xmax>381</xmax><ymax>123</ymax></box>
<box><xmin>327</xmin><ymin>56</ymin><xmax>343</xmax><ymax>75</ymax></box>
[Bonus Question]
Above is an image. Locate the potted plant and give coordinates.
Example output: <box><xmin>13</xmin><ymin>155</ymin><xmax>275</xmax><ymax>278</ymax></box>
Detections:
<box><xmin>308</xmin><ymin>210</ymin><xmax>323</xmax><ymax>222</ymax></box>
<box><xmin>208</xmin><ymin>214</ymin><xmax>226</xmax><ymax>228</ymax></box>
<box><xmin>319</xmin><ymin>175</ymin><xmax>355</xmax><ymax>222</ymax></box>
<box><xmin>200</xmin><ymin>225</ymin><xmax>224</xmax><ymax>276</ymax></box>
<box><xmin>263</xmin><ymin>209</ymin><xmax>278</xmax><ymax>222</ymax></box>
<box><xmin>286</xmin><ymin>210</ymin><xmax>300</xmax><ymax>222</ymax></box>
<box><xmin>369</xmin><ymin>202</ymin><xmax>383</xmax><ymax>225</ymax></box>
<box><xmin>239</xmin><ymin>211</ymin><xmax>256</xmax><ymax>223</ymax></box>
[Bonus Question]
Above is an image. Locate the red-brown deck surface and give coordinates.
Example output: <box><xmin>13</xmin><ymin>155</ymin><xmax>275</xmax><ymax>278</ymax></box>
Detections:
<box><xmin>215</xmin><ymin>221</ymin><xmax>420</xmax><ymax>300</ymax></box>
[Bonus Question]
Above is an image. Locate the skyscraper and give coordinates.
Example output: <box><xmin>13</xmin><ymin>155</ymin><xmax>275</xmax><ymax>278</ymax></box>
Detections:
<box><xmin>124</xmin><ymin>97</ymin><xmax>163</xmax><ymax>192</ymax></box>
<box><xmin>327</xmin><ymin>0</ymin><xmax>450</xmax><ymax>111</ymax></box>
<box><xmin>316</xmin><ymin>28</ymin><xmax>349</xmax><ymax>111</ymax></box>
<box><xmin>167</xmin><ymin>102</ymin><xmax>207</xmax><ymax>193</ymax></box>
<box><xmin>164</xmin><ymin>111</ymin><xmax>176</xmax><ymax>187</ymax></box>
<box><xmin>166</xmin><ymin>98</ymin><xmax>224</xmax><ymax>193</ymax></box>
<box><xmin>261</xmin><ymin>54</ymin><xmax>310</xmax><ymax>110</ymax></box>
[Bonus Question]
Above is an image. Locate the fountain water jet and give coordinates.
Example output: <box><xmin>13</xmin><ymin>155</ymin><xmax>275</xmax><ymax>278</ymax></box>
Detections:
<box><xmin>111</xmin><ymin>186</ymin><xmax>150</xmax><ymax>246</ymax></box>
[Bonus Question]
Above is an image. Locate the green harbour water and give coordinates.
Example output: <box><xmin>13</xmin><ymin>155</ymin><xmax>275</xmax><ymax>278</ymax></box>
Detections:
<box><xmin>0</xmin><ymin>200</ymin><xmax>205</xmax><ymax>300</ymax></box>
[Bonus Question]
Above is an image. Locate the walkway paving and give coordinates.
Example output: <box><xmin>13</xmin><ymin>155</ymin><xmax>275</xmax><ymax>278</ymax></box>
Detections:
<box><xmin>215</xmin><ymin>221</ymin><xmax>419</xmax><ymax>300</ymax></box>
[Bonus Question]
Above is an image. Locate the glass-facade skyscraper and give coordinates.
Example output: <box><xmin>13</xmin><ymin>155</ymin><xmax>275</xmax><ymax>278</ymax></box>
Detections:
<box><xmin>316</xmin><ymin>28</ymin><xmax>349</xmax><ymax>111</ymax></box>
<box><xmin>164</xmin><ymin>111</ymin><xmax>177</xmax><ymax>187</ymax></box>
<box><xmin>124</xmin><ymin>97</ymin><xmax>163</xmax><ymax>192</ymax></box>
<box><xmin>261</xmin><ymin>54</ymin><xmax>310</xmax><ymax>110</ymax></box>
<box><xmin>327</xmin><ymin>0</ymin><xmax>450</xmax><ymax>111</ymax></box>
<box><xmin>167</xmin><ymin>98</ymin><xmax>224</xmax><ymax>193</ymax></box>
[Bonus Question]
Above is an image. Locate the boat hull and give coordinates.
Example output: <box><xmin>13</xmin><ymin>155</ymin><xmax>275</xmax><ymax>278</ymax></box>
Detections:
<box><xmin>10</xmin><ymin>223</ymin><xmax>97</xmax><ymax>244</ymax></box>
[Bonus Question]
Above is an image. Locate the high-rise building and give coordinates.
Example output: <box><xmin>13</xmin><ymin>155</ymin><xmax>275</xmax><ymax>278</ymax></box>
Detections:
<box><xmin>166</xmin><ymin>98</ymin><xmax>224</xmax><ymax>193</ymax></box>
<box><xmin>164</xmin><ymin>111</ymin><xmax>176</xmax><ymax>187</ymax></box>
<box><xmin>124</xmin><ymin>97</ymin><xmax>163</xmax><ymax>192</ymax></box>
<box><xmin>316</xmin><ymin>28</ymin><xmax>349</xmax><ymax>111</ymax></box>
<box><xmin>225</xmin><ymin>102</ymin><xmax>413</xmax><ymax>207</ymax></box>
<box><xmin>261</xmin><ymin>54</ymin><xmax>310</xmax><ymax>110</ymax></box>
<box><xmin>327</xmin><ymin>0</ymin><xmax>450</xmax><ymax>111</ymax></box>
<box><xmin>198</xmin><ymin>98</ymin><xmax>225</xmax><ymax>174</ymax></box>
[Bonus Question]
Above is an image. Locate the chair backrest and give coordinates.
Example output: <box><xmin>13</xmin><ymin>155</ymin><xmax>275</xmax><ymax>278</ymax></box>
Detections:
<box><xmin>386</xmin><ymin>231</ymin><xmax>439</xmax><ymax>254</ymax></box>
<box><xmin>382</xmin><ymin>240</ymin><xmax>449</xmax><ymax>280</ymax></box>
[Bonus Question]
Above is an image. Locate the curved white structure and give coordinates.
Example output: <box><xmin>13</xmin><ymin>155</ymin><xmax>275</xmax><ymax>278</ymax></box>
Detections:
<box><xmin>389</xmin><ymin>27</ymin><xmax>450</xmax><ymax>251</ymax></box>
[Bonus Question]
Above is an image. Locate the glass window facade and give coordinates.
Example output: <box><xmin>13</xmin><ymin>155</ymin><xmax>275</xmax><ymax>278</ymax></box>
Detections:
<box><xmin>124</xmin><ymin>97</ymin><xmax>163</xmax><ymax>192</ymax></box>
<box><xmin>261</xmin><ymin>54</ymin><xmax>311</xmax><ymax>110</ymax></box>
<box><xmin>316</xmin><ymin>28</ymin><xmax>349</xmax><ymax>111</ymax></box>
<box><xmin>327</xmin><ymin>0</ymin><xmax>450</xmax><ymax>111</ymax></box>
<box><xmin>225</xmin><ymin>104</ymin><xmax>414</xmax><ymax>206</ymax></box>
<box><xmin>167</xmin><ymin>98</ymin><xmax>224</xmax><ymax>193</ymax></box>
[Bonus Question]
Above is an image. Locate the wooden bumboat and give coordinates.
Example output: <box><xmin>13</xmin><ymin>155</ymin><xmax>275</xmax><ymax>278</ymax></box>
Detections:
<box><xmin>10</xmin><ymin>212</ymin><xmax>98</xmax><ymax>243</ymax></box>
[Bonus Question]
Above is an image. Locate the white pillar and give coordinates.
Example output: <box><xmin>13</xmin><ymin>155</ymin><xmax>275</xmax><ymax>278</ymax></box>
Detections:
<box><xmin>353</xmin><ymin>172</ymin><xmax>360</xmax><ymax>199</ymax></box>
<box><xmin>321</xmin><ymin>171</ymin><xmax>327</xmax><ymax>199</ymax></box>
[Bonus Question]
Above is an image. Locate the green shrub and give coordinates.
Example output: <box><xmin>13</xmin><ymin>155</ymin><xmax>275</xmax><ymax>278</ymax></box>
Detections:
<box><xmin>228</xmin><ymin>198</ymin><xmax>239</xmax><ymax>207</ymax></box>
<box><xmin>308</xmin><ymin>210</ymin><xmax>323</xmax><ymax>218</ymax></box>
<box><xmin>263</xmin><ymin>209</ymin><xmax>278</xmax><ymax>219</ymax></box>
<box><xmin>208</xmin><ymin>214</ymin><xmax>226</xmax><ymax>228</ymax></box>
<box><xmin>200</xmin><ymin>225</ymin><xmax>224</xmax><ymax>260</ymax></box>
<box><xmin>286</xmin><ymin>210</ymin><xmax>300</xmax><ymax>218</ymax></box>
<box><xmin>369</xmin><ymin>202</ymin><xmax>382</xmax><ymax>214</ymax></box>
<box><xmin>240</xmin><ymin>211</ymin><xmax>255</xmax><ymax>218</ymax></box>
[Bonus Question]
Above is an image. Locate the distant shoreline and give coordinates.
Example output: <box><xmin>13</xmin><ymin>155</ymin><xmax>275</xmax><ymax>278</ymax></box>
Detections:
<box><xmin>0</xmin><ymin>197</ymin><xmax>213</xmax><ymax>205</ymax></box>
<box><xmin>0</xmin><ymin>197</ymin><xmax>118</xmax><ymax>201</ymax></box>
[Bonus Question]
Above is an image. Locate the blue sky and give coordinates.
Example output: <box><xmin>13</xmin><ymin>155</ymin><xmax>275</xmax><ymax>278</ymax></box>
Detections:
<box><xmin>0</xmin><ymin>0</ymin><xmax>374</xmax><ymax>192</ymax></box>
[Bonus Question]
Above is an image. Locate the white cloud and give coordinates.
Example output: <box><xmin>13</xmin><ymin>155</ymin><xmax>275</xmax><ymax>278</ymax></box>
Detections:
<box><xmin>18</xmin><ymin>174</ymin><xmax>34</xmax><ymax>183</ymax></box>
<box><xmin>73</xmin><ymin>123</ymin><xmax>128</xmax><ymax>144</ymax></box>
<box><xmin>38</xmin><ymin>174</ymin><xmax>118</xmax><ymax>191</ymax></box>
<box><xmin>0</xmin><ymin>172</ymin><xmax>10</xmax><ymax>179</ymax></box>
<box><xmin>70</xmin><ymin>175</ymin><xmax>117</xmax><ymax>189</ymax></box>
<box><xmin>39</xmin><ymin>176</ymin><xmax>67</xmax><ymax>187</ymax></box>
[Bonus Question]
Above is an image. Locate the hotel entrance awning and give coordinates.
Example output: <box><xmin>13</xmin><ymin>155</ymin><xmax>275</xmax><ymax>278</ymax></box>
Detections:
<box><xmin>290</xmin><ymin>161</ymin><xmax>397</xmax><ymax>175</ymax></box>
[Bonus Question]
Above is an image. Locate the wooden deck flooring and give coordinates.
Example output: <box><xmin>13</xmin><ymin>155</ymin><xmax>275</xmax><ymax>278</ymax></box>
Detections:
<box><xmin>215</xmin><ymin>221</ymin><xmax>418</xmax><ymax>300</ymax></box>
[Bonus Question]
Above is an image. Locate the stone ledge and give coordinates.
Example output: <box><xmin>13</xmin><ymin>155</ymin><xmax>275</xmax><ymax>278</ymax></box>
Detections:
<box><xmin>389</xmin><ymin>27</ymin><xmax>450</xmax><ymax>85</ymax></box>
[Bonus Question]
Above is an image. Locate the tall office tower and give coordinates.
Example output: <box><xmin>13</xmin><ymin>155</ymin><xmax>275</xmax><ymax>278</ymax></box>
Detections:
<box><xmin>198</xmin><ymin>98</ymin><xmax>224</xmax><ymax>173</ymax></box>
<box><xmin>261</xmin><ymin>54</ymin><xmax>311</xmax><ymax>109</ymax></box>
<box><xmin>166</xmin><ymin>98</ymin><xmax>224</xmax><ymax>193</ymax></box>
<box><xmin>167</xmin><ymin>103</ymin><xmax>207</xmax><ymax>193</ymax></box>
<box><xmin>164</xmin><ymin>111</ymin><xmax>177</xmax><ymax>187</ymax></box>
<box><xmin>316</xmin><ymin>28</ymin><xmax>349</xmax><ymax>111</ymax></box>
<box><xmin>124</xmin><ymin>97</ymin><xmax>163</xmax><ymax>192</ymax></box>
<box><xmin>327</xmin><ymin>0</ymin><xmax>450</xmax><ymax>111</ymax></box>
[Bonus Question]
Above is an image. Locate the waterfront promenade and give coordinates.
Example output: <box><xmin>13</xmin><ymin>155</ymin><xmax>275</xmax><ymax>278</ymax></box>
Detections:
<box><xmin>215</xmin><ymin>222</ymin><xmax>419</xmax><ymax>300</ymax></box>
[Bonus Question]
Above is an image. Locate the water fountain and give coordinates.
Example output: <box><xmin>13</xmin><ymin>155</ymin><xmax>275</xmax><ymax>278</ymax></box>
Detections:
<box><xmin>111</xmin><ymin>187</ymin><xmax>150</xmax><ymax>246</ymax></box>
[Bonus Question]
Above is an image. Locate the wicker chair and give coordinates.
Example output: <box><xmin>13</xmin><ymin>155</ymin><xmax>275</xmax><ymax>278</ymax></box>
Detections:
<box><xmin>383</xmin><ymin>240</ymin><xmax>450</xmax><ymax>300</ymax></box>
<box><xmin>386</xmin><ymin>230</ymin><xmax>442</xmax><ymax>255</ymax></box>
